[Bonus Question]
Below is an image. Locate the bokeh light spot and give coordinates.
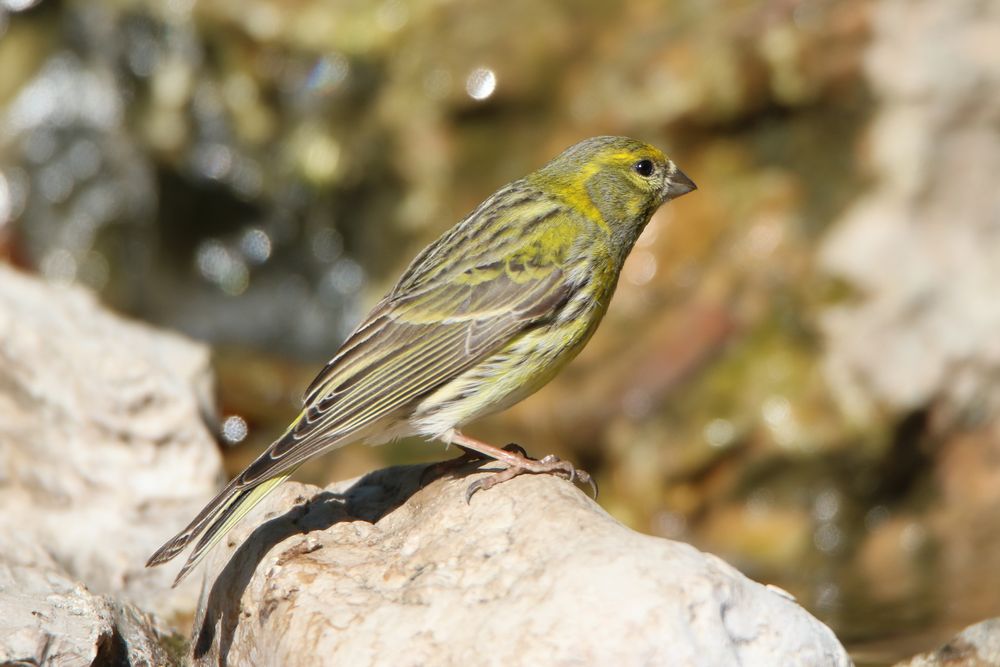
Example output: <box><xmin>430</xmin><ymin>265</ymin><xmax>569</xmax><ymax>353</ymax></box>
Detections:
<box><xmin>814</xmin><ymin>522</ymin><xmax>842</xmax><ymax>553</ymax></box>
<box><xmin>196</xmin><ymin>239</ymin><xmax>250</xmax><ymax>295</ymax></box>
<box><xmin>311</xmin><ymin>227</ymin><xmax>343</xmax><ymax>263</ymax></box>
<box><xmin>704</xmin><ymin>418</ymin><xmax>736</xmax><ymax>448</ymax></box>
<box><xmin>221</xmin><ymin>415</ymin><xmax>249</xmax><ymax>445</ymax></box>
<box><xmin>326</xmin><ymin>258</ymin><xmax>364</xmax><ymax>295</ymax></box>
<box><xmin>240</xmin><ymin>227</ymin><xmax>272</xmax><ymax>264</ymax></box>
<box><xmin>465</xmin><ymin>67</ymin><xmax>496</xmax><ymax>101</ymax></box>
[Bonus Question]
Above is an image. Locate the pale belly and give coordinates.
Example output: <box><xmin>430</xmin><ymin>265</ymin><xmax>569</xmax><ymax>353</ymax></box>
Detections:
<box><xmin>409</xmin><ymin>301</ymin><xmax>605</xmax><ymax>439</ymax></box>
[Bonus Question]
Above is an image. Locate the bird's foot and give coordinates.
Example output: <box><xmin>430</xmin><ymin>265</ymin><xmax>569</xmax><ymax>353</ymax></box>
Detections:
<box><xmin>440</xmin><ymin>431</ymin><xmax>597</xmax><ymax>502</ymax></box>
<box><xmin>464</xmin><ymin>452</ymin><xmax>598</xmax><ymax>503</ymax></box>
<box><xmin>420</xmin><ymin>443</ymin><xmax>528</xmax><ymax>488</ymax></box>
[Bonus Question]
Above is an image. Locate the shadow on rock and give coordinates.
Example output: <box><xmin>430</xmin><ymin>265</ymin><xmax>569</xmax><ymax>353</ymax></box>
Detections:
<box><xmin>193</xmin><ymin>464</ymin><xmax>436</xmax><ymax>664</ymax></box>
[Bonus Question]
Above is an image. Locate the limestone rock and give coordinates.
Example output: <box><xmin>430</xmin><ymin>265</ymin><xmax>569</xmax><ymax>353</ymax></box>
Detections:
<box><xmin>895</xmin><ymin>618</ymin><xmax>1000</xmax><ymax>667</ymax></box>
<box><xmin>0</xmin><ymin>264</ymin><xmax>223</xmax><ymax>620</ymax></box>
<box><xmin>190</xmin><ymin>465</ymin><xmax>851</xmax><ymax>667</ymax></box>
<box><xmin>0</xmin><ymin>536</ymin><xmax>173</xmax><ymax>666</ymax></box>
<box><xmin>820</xmin><ymin>0</ymin><xmax>1000</xmax><ymax>420</ymax></box>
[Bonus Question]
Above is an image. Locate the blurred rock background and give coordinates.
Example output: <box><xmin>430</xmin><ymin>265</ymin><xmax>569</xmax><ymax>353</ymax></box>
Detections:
<box><xmin>1</xmin><ymin>0</ymin><xmax>998</xmax><ymax>664</ymax></box>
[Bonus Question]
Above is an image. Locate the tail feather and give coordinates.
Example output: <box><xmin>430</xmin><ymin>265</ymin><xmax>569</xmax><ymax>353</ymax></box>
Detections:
<box><xmin>146</xmin><ymin>469</ymin><xmax>297</xmax><ymax>587</ymax></box>
<box><xmin>170</xmin><ymin>472</ymin><xmax>294</xmax><ymax>586</ymax></box>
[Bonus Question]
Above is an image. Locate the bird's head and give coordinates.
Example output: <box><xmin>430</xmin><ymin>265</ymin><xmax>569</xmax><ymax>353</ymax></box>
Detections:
<box><xmin>532</xmin><ymin>136</ymin><xmax>696</xmax><ymax>259</ymax></box>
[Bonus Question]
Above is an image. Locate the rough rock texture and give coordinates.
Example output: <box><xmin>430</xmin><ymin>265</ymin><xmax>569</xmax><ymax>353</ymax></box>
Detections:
<box><xmin>0</xmin><ymin>264</ymin><xmax>223</xmax><ymax>620</ymax></box>
<box><xmin>191</xmin><ymin>465</ymin><xmax>851</xmax><ymax>667</ymax></box>
<box><xmin>820</xmin><ymin>0</ymin><xmax>1000</xmax><ymax>419</ymax></box>
<box><xmin>895</xmin><ymin>618</ymin><xmax>1000</xmax><ymax>667</ymax></box>
<box><xmin>0</xmin><ymin>536</ymin><xmax>173</xmax><ymax>666</ymax></box>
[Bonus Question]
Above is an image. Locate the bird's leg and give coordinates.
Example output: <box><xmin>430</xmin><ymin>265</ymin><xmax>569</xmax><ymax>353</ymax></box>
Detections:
<box><xmin>443</xmin><ymin>430</ymin><xmax>597</xmax><ymax>502</ymax></box>
<box><xmin>419</xmin><ymin>443</ymin><xmax>528</xmax><ymax>488</ymax></box>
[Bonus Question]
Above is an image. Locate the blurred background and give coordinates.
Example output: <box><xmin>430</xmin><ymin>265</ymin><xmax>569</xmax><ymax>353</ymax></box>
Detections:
<box><xmin>1</xmin><ymin>0</ymin><xmax>998</xmax><ymax>663</ymax></box>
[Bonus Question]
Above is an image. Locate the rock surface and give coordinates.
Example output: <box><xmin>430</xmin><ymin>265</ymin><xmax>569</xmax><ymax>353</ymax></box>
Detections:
<box><xmin>820</xmin><ymin>0</ymin><xmax>1000</xmax><ymax>419</ymax></box>
<box><xmin>0</xmin><ymin>536</ymin><xmax>173</xmax><ymax>666</ymax></box>
<box><xmin>0</xmin><ymin>264</ymin><xmax>223</xmax><ymax>621</ymax></box>
<box><xmin>191</xmin><ymin>465</ymin><xmax>851</xmax><ymax>667</ymax></box>
<box><xmin>894</xmin><ymin>618</ymin><xmax>1000</xmax><ymax>667</ymax></box>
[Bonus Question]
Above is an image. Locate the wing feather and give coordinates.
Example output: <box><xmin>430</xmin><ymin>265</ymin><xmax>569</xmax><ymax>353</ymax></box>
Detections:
<box><xmin>147</xmin><ymin>190</ymin><xmax>581</xmax><ymax>581</ymax></box>
<box><xmin>236</xmin><ymin>264</ymin><xmax>573</xmax><ymax>487</ymax></box>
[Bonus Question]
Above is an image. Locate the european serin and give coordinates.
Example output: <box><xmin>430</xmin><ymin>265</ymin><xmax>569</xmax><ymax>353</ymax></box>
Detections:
<box><xmin>148</xmin><ymin>135</ymin><xmax>696</xmax><ymax>584</ymax></box>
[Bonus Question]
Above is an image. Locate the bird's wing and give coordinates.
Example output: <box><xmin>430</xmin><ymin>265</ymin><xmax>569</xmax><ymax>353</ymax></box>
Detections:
<box><xmin>300</xmin><ymin>185</ymin><xmax>566</xmax><ymax>406</ymax></box>
<box><xmin>244</xmin><ymin>257</ymin><xmax>573</xmax><ymax>486</ymax></box>
<box><xmin>148</xmin><ymin>199</ymin><xmax>578</xmax><ymax>582</ymax></box>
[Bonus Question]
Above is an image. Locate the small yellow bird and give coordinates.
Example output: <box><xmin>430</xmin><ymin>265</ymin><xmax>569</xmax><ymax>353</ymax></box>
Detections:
<box><xmin>148</xmin><ymin>136</ymin><xmax>696</xmax><ymax>584</ymax></box>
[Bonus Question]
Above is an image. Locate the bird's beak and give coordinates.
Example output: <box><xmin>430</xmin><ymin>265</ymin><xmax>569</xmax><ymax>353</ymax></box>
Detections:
<box><xmin>664</xmin><ymin>166</ymin><xmax>697</xmax><ymax>200</ymax></box>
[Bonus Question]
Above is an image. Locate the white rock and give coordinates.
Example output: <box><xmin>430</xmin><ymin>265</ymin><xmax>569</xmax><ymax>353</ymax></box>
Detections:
<box><xmin>0</xmin><ymin>264</ymin><xmax>223</xmax><ymax>620</ymax></box>
<box><xmin>0</xmin><ymin>535</ymin><xmax>172</xmax><ymax>666</ymax></box>
<box><xmin>820</xmin><ymin>0</ymin><xmax>1000</xmax><ymax>421</ymax></box>
<box><xmin>895</xmin><ymin>617</ymin><xmax>1000</xmax><ymax>666</ymax></box>
<box><xmin>191</xmin><ymin>465</ymin><xmax>851</xmax><ymax>667</ymax></box>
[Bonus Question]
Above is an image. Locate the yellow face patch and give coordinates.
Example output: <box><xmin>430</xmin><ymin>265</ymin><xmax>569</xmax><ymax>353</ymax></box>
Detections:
<box><xmin>544</xmin><ymin>143</ymin><xmax>667</xmax><ymax>229</ymax></box>
<box><xmin>554</xmin><ymin>160</ymin><xmax>609</xmax><ymax>232</ymax></box>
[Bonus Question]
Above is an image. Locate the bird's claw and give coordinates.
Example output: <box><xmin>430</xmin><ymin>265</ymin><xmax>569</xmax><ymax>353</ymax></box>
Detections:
<box><xmin>464</xmin><ymin>462</ymin><xmax>522</xmax><ymax>503</ymax></box>
<box><xmin>464</xmin><ymin>451</ymin><xmax>598</xmax><ymax>503</ymax></box>
<box><xmin>574</xmin><ymin>468</ymin><xmax>599</xmax><ymax>499</ymax></box>
<box><xmin>464</xmin><ymin>478</ymin><xmax>485</xmax><ymax>504</ymax></box>
<box><xmin>537</xmin><ymin>454</ymin><xmax>598</xmax><ymax>498</ymax></box>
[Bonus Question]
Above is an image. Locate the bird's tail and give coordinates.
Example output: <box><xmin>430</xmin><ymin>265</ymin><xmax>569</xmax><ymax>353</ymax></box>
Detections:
<box><xmin>146</xmin><ymin>468</ymin><xmax>298</xmax><ymax>587</ymax></box>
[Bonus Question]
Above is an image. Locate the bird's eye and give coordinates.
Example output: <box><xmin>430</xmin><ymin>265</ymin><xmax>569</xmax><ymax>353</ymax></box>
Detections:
<box><xmin>633</xmin><ymin>159</ymin><xmax>655</xmax><ymax>177</ymax></box>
